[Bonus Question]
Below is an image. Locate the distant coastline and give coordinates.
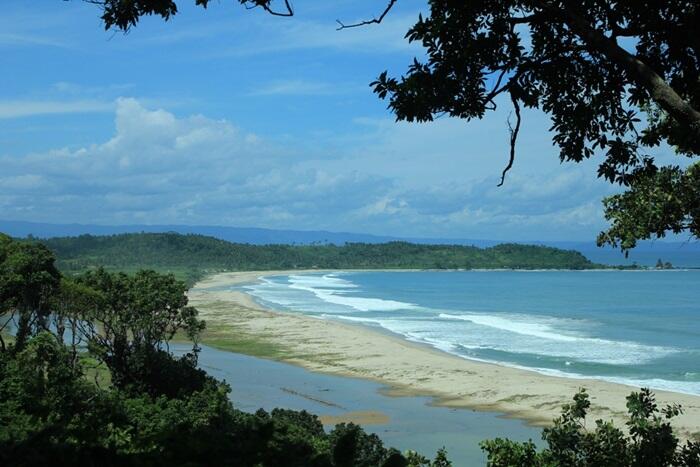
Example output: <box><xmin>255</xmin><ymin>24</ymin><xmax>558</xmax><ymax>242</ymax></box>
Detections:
<box><xmin>189</xmin><ymin>270</ymin><xmax>700</xmax><ymax>441</ymax></box>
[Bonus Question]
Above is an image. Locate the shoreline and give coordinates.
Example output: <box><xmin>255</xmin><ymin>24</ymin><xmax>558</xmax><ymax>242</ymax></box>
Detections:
<box><xmin>188</xmin><ymin>270</ymin><xmax>700</xmax><ymax>440</ymax></box>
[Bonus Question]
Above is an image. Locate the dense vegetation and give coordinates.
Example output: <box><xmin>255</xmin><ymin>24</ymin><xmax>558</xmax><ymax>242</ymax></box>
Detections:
<box><xmin>42</xmin><ymin>233</ymin><xmax>598</xmax><ymax>280</ymax></box>
<box><xmin>0</xmin><ymin>233</ymin><xmax>442</xmax><ymax>466</ymax></box>
<box><xmin>2</xmin><ymin>233</ymin><xmax>699</xmax><ymax>465</ymax></box>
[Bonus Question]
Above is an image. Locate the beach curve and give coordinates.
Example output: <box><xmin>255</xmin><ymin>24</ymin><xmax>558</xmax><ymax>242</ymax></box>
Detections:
<box><xmin>188</xmin><ymin>271</ymin><xmax>700</xmax><ymax>441</ymax></box>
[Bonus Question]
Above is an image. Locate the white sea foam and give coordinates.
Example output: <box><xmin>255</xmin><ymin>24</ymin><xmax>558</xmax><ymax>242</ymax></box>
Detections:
<box><xmin>437</xmin><ymin>311</ymin><xmax>676</xmax><ymax>365</ymax></box>
<box><xmin>243</xmin><ymin>271</ymin><xmax>698</xmax><ymax>395</ymax></box>
<box><xmin>287</xmin><ymin>274</ymin><xmax>416</xmax><ymax>312</ymax></box>
<box><xmin>439</xmin><ymin>312</ymin><xmax>582</xmax><ymax>342</ymax></box>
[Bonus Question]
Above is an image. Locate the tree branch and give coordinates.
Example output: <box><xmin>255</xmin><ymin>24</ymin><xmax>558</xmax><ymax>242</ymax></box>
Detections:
<box><xmin>261</xmin><ymin>0</ymin><xmax>293</xmax><ymax>17</ymax></box>
<box><xmin>244</xmin><ymin>0</ymin><xmax>293</xmax><ymax>17</ymax></box>
<box><xmin>499</xmin><ymin>94</ymin><xmax>522</xmax><ymax>186</ymax></box>
<box><xmin>540</xmin><ymin>1</ymin><xmax>700</xmax><ymax>147</ymax></box>
<box><xmin>336</xmin><ymin>0</ymin><xmax>397</xmax><ymax>30</ymax></box>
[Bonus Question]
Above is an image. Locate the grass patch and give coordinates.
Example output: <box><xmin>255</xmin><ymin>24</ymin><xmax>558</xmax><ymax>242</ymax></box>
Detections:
<box><xmin>202</xmin><ymin>333</ymin><xmax>286</xmax><ymax>359</ymax></box>
<box><xmin>499</xmin><ymin>394</ymin><xmax>539</xmax><ymax>404</ymax></box>
<box><xmin>197</xmin><ymin>324</ymin><xmax>288</xmax><ymax>360</ymax></box>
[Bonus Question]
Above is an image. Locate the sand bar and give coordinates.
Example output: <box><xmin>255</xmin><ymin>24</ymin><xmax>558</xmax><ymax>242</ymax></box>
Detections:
<box><xmin>189</xmin><ymin>271</ymin><xmax>700</xmax><ymax>440</ymax></box>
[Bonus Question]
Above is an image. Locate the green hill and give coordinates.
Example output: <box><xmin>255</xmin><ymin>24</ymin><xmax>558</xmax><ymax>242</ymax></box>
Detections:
<box><xmin>37</xmin><ymin>233</ymin><xmax>599</xmax><ymax>282</ymax></box>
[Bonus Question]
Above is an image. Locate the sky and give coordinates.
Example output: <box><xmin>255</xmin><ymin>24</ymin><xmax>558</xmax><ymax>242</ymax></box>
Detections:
<box><xmin>0</xmin><ymin>0</ymin><xmax>663</xmax><ymax>241</ymax></box>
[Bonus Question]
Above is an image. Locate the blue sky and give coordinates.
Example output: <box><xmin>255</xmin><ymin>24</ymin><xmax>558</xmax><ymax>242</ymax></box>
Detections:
<box><xmin>0</xmin><ymin>0</ymin><xmax>644</xmax><ymax>241</ymax></box>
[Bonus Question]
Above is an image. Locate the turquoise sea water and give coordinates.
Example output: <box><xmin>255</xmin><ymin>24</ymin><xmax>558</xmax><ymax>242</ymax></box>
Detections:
<box><xmin>244</xmin><ymin>270</ymin><xmax>700</xmax><ymax>395</ymax></box>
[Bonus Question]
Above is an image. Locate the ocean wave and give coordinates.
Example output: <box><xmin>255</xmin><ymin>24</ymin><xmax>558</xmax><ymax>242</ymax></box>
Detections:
<box><xmin>287</xmin><ymin>274</ymin><xmax>417</xmax><ymax>312</ymax></box>
<box><xmin>339</xmin><ymin>311</ymin><xmax>675</xmax><ymax>366</ymax></box>
<box><xmin>287</xmin><ymin>274</ymin><xmax>358</xmax><ymax>289</ymax></box>
<box><xmin>436</xmin><ymin>312</ymin><xmax>676</xmax><ymax>365</ymax></box>
<box><xmin>323</xmin><ymin>315</ymin><xmax>700</xmax><ymax>395</ymax></box>
<box><xmin>439</xmin><ymin>312</ymin><xmax>583</xmax><ymax>342</ymax></box>
<box><xmin>243</xmin><ymin>271</ymin><xmax>697</xmax><ymax>395</ymax></box>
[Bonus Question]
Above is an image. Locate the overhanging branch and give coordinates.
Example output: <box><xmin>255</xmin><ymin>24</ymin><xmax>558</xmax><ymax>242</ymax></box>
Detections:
<box><xmin>499</xmin><ymin>93</ymin><xmax>522</xmax><ymax>187</ymax></box>
<box><xmin>537</xmin><ymin>0</ymin><xmax>700</xmax><ymax>148</ymax></box>
<box><xmin>336</xmin><ymin>0</ymin><xmax>397</xmax><ymax>30</ymax></box>
<box><xmin>244</xmin><ymin>0</ymin><xmax>294</xmax><ymax>17</ymax></box>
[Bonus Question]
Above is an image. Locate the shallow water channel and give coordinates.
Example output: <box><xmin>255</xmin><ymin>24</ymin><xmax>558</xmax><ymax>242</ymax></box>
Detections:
<box><xmin>174</xmin><ymin>344</ymin><xmax>542</xmax><ymax>466</ymax></box>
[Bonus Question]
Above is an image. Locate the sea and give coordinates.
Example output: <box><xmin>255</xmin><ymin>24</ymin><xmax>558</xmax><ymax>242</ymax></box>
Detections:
<box><xmin>244</xmin><ymin>269</ymin><xmax>700</xmax><ymax>396</ymax></box>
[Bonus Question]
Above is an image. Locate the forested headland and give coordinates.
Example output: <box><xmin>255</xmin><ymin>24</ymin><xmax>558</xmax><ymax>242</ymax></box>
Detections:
<box><xmin>39</xmin><ymin>232</ymin><xmax>599</xmax><ymax>284</ymax></box>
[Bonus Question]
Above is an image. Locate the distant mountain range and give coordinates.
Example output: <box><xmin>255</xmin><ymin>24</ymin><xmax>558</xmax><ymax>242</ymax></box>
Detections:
<box><xmin>2</xmin><ymin>219</ymin><xmax>699</xmax><ymax>267</ymax></box>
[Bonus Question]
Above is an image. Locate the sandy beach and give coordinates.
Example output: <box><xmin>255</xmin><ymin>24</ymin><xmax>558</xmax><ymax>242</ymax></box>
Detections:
<box><xmin>189</xmin><ymin>271</ymin><xmax>700</xmax><ymax>440</ymax></box>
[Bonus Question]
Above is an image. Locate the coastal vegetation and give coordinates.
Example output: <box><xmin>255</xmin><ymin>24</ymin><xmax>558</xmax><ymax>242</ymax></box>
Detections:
<box><xmin>2</xmin><ymin>233</ymin><xmax>700</xmax><ymax>466</ymax></box>
<box><xmin>40</xmin><ymin>232</ymin><xmax>598</xmax><ymax>282</ymax></box>
<box><xmin>0</xmin><ymin>233</ymin><xmax>429</xmax><ymax>466</ymax></box>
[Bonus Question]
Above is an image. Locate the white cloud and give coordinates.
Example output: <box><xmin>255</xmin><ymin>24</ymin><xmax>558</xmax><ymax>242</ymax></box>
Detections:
<box><xmin>0</xmin><ymin>98</ymin><xmax>386</xmax><ymax>227</ymax></box>
<box><xmin>0</xmin><ymin>100</ymin><xmax>113</xmax><ymax>119</ymax></box>
<box><xmin>0</xmin><ymin>32</ymin><xmax>67</xmax><ymax>48</ymax></box>
<box><xmin>1</xmin><ymin>98</ymin><xmax>619</xmax><ymax>240</ymax></box>
<box><xmin>249</xmin><ymin>80</ymin><xmax>339</xmax><ymax>96</ymax></box>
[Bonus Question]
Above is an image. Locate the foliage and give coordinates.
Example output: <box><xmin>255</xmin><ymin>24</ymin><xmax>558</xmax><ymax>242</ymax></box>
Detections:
<box><xmin>481</xmin><ymin>388</ymin><xmax>700</xmax><ymax>466</ymax></box>
<box><xmin>1</xmin><ymin>235</ymin><xmax>440</xmax><ymax>466</ymax></box>
<box><xmin>371</xmin><ymin>0</ymin><xmax>699</xmax><ymax>250</ymax></box>
<box><xmin>76</xmin><ymin>268</ymin><xmax>206</xmax><ymax>396</ymax></box>
<box><xmin>0</xmin><ymin>333</ymin><xmax>121</xmax><ymax>465</ymax></box>
<box><xmin>93</xmin><ymin>0</ymin><xmax>290</xmax><ymax>31</ymax></box>
<box><xmin>598</xmin><ymin>162</ymin><xmax>700</xmax><ymax>250</ymax></box>
<box><xmin>49</xmin><ymin>277</ymin><xmax>104</xmax><ymax>363</ymax></box>
<box><xmin>0</xmin><ymin>233</ymin><xmax>60</xmax><ymax>351</ymax></box>
<box><xmin>40</xmin><ymin>232</ymin><xmax>599</xmax><ymax>275</ymax></box>
<box><xmin>405</xmin><ymin>447</ymin><xmax>453</xmax><ymax>467</ymax></box>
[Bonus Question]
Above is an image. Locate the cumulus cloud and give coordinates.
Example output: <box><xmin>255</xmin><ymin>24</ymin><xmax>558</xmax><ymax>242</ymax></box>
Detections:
<box><xmin>0</xmin><ymin>98</ymin><xmax>389</xmax><ymax>227</ymax></box>
<box><xmin>1</xmin><ymin>98</ymin><xmax>618</xmax><ymax>240</ymax></box>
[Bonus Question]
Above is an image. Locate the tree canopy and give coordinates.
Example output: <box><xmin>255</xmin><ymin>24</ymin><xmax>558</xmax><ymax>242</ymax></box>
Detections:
<box><xmin>2</xmin><ymin>235</ymin><xmax>448</xmax><ymax>466</ymax></box>
<box><xmin>370</xmin><ymin>0</ymin><xmax>700</xmax><ymax>252</ymax></box>
<box><xmin>85</xmin><ymin>0</ymin><xmax>700</xmax><ymax>252</ymax></box>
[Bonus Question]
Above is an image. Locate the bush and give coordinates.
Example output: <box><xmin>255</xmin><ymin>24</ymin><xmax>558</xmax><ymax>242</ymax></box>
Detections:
<box><xmin>481</xmin><ymin>389</ymin><xmax>700</xmax><ymax>467</ymax></box>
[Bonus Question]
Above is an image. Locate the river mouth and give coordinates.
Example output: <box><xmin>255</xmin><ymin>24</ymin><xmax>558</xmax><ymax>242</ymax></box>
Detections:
<box><xmin>172</xmin><ymin>343</ymin><xmax>541</xmax><ymax>466</ymax></box>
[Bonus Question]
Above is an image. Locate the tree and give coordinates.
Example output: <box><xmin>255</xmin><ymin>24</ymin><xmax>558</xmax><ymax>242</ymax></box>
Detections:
<box><xmin>90</xmin><ymin>0</ymin><xmax>293</xmax><ymax>32</ymax></box>
<box><xmin>86</xmin><ymin>0</ymin><xmax>700</xmax><ymax>251</ymax></box>
<box><xmin>0</xmin><ymin>235</ymin><xmax>60</xmax><ymax>352</ymax></box>
<box><xmin>49</xmin><ymin>277</ymin><xmax>104</xmax><ymax>367</ymax></box>
<box><xmin>77</xmin><ymin>268</ymin><xmax>206</xmax><ymax>396</ymax></box>
<box><xmin>480</xmin><ymin>388</ymin><xmax>700</xmax><ymax>466</ymax></box>
<box><xmin>369</xmin><ymin>0</ymin><xmax>699</xmax><ymax>251</ymax></box>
